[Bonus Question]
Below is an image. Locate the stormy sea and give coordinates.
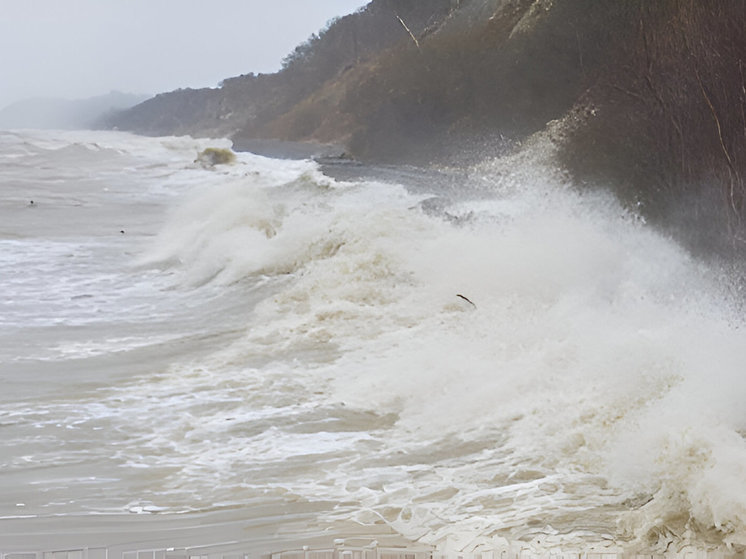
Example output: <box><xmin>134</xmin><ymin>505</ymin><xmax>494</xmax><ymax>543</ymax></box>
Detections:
<box><xmin>1</xmin><ymin>129</ymin><xmax>746</xmax><ymax>556</ymax></box>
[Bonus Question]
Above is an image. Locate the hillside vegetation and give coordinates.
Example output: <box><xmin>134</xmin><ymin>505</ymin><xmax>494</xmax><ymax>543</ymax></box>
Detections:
<box><xmin>107</xmin><ymin>1</ymin><xmax>454</xmax><ymax>139</ymax></box>
<box><xmin>108</xmin><ymin>0</ymin><xmax>746</xmax><ymax>258</ymax></box>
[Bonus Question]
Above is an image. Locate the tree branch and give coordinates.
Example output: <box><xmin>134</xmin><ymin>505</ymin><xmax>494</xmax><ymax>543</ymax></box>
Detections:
<box><xmin>395</xmin><ymin>14</ymin><xmax>421</xmax><ymax>52</ymax></box>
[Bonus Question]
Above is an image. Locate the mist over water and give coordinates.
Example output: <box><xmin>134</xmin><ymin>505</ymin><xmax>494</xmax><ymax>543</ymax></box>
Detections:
<box><xmin>1</xmin><ymin>130</ymin><xmax>745</xmax><ymax>553</ymax></box>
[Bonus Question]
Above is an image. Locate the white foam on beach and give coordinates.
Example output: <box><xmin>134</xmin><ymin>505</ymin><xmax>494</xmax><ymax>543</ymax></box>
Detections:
<box><xmin>2</xmin><ymin>130</ymin><xmax>746</xmax><ymax>553</ymax></box>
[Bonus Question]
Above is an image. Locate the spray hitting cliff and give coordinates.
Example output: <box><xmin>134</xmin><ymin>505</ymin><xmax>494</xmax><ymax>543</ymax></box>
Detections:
<box><xmin>107</xmin><ymin>0</ymin><xmax>746</xmax><ymax>259</ymax></box>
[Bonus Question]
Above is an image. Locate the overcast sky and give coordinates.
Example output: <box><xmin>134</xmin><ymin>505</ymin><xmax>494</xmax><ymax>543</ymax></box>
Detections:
<box><xmin>0</xmin><ymin>0</ymin><xmax>369</xmax><ymax>109</ymax></box>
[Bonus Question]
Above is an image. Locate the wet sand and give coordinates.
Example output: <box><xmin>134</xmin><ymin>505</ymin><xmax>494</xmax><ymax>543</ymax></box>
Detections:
<box><xmin>0</xmin><ymin>502</ymin><xmax>424</xmax><ymax>556</ymax></box>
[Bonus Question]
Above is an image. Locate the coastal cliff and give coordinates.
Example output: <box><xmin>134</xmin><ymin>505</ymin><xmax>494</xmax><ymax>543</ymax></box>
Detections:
<box><xmin>107</xmin><ymin>0</ymin><xmax>746</xmax><ymax>259</ymax></box>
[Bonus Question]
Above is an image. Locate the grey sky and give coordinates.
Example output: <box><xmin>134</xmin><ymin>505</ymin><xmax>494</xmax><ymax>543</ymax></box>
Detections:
<box><xmin>0</xmin><ymin>0</ymin><xmax>368</xmax><ymax>109</ymax></box>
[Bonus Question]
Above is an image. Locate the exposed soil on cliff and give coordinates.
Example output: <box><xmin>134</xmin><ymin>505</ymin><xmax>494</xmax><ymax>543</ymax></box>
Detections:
<box><xmin>107</xmin><ymin>0</ymin><xmax>746</xmax><ymax>259</ymax></box>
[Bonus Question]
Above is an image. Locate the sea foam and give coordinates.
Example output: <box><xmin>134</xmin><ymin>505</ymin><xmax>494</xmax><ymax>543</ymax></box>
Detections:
<box><xmin>2</xmin><ymin>130</ymin><xmax>745</xmax><ymax>553</ymax></box>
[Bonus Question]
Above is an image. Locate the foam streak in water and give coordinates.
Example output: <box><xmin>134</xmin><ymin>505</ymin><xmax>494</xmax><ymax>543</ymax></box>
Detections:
<box><xmin>1</xmin><ymin>131</ymin><xmax>745</xmax><ymax>554</ymax></box>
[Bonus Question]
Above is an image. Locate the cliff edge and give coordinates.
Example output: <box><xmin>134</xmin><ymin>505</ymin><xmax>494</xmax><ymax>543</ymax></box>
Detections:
<box><xmin>107</xmin><ymin>0</ymin><xmax>746</xmax><ymax>259</ymax></box>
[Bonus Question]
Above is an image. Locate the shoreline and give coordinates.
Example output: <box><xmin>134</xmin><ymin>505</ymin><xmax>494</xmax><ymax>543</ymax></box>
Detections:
<box><xmin>231</xmin><ymin>137</ymin><xmax>346</xmax><ymax>161</ymax></box>
<box><xmin>2</xmin><ymin>509</ymin><xmax>742</xmax><ymax>559</ymax></box>
<box><xmin>0</xmin><ymin>505</ymin><xmax>421</xmax><ymax>556</ymax></box>
<box><xmin>228</xmin><ymin>135</ymin><xmax>471</xmax><ymax>195</ymax></box>
<box><xmin>1</xmin><ymin>504</ymin><xmax>741</xmax><ymax>559</ymax></box>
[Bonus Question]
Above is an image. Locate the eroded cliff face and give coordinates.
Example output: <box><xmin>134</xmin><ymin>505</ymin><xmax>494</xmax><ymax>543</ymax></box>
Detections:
<box><xmin>108</xmin><ymin>0</ymin><xmax>746</xmax><ymax>258</ymax></box>
<box><xmin>557</xmin><ymin>2</ymin><xmax>746</xmax><ymax>257</ymax></box>
<box><xmin>107</xmin><ymin>0</ymin><xmax>584</xmax><ymax>151</ymax></box>
<box><xmin>106</xmin><ymin>0</ymin><xmax>456</xmax><ymax>139</ymax></box>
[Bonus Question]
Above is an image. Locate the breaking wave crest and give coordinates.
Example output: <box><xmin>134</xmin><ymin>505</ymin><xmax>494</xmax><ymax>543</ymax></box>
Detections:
<box><xmin>139</xmin><ymin>138</ymin><xmax>746</xmax><ymax>551</ymax></box>
<box><xmin>3</xmin><ymin>130</ymin><xmax>746</xmax><ymax>553</ymax></box>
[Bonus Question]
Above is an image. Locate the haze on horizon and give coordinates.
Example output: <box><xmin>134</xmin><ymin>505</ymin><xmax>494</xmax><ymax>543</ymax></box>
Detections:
<box><xmin>0</xmin><ymin>0</ymin><xmax>368</xmax><ymax>110</ymax></box>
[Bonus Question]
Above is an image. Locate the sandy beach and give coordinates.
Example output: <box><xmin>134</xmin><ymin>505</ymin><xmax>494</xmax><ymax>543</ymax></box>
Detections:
<box><xmin>0</xmin><ymin>503</ymin><xmax>424</xmax><ymax>557</ymax></box>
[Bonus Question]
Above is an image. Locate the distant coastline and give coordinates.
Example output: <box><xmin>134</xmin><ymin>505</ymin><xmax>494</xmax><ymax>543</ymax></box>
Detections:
<box><xmin>0</xmin><ymin>91</ymin><xmax>149</xmax><ymax>130</ymax></box>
